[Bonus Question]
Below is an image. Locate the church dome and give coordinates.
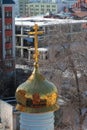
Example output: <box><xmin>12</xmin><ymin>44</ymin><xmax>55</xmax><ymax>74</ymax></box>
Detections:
<box><xmin>15</xmin><ymin>63</ymin><xmax>59</xmax><ymax>113</ymax></box>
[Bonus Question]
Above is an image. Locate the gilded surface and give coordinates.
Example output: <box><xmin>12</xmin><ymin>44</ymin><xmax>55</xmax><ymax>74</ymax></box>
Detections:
<box><xmin>16</xmin><ymin>68</ymin><xmax>59</xmax><ymax>112</ymax></box>
<box><xmin>16</xmin><ymin>87</ymin><xmax>58</xmax><ymax>108</ymax></box>
<box><xmin>29</xmin><ymin>24</ymin><xmax>44</xmax><ymax>63</ymax></box>
<box><xmin>16</xmin><ymin>90</ymin><xmax>27</xmax><ymax>105</ymax></box>
<box><xmin>16</xmin><ymin>103</ymin><xmax>59</xmax><ymax>113</ymax></box>
<box><xmin>46</xmin><ymin>93</ymin><xmax>57</xmax><ymax>106</ymax></box>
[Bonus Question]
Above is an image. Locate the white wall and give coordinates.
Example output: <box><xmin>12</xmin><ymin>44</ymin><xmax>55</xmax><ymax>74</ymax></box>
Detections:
<box><xmin>0</xmin><ymin>100</ymin><xmax>13</xmax><ymax>130</ymax></box>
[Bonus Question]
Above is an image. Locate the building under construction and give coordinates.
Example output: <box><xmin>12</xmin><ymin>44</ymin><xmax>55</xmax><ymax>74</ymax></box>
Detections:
<box><xmin>15</xmin><ymin>17</ymin><xmax>87</xmax><ymax>69</ymax></box>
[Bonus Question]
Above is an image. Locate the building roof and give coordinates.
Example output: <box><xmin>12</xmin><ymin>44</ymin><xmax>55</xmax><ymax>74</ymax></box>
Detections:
<box><xmin>15</xmin><ymin>16</ymin><xmax>87</xmax><ymax>27</ymax></box>
<box><xmin>2</xmin><ymin>0</ymin><xmax>15</xmax><ymax>4</ymax></box>
<box><xmin>73</xmin><ymin>11</ymin><xmax>87</xmax><ymax>18</ymax></box>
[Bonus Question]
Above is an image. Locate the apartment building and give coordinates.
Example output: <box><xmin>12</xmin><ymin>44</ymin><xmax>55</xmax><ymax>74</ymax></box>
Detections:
<box><xmin>26</xmin><ymin>2</ymin><xmax>58</xmax><ymax>16</ymax></box>
<box><xmin>18</xmin><ymin>0</ymin><xmax>79</xmax><ymax>17</ymax></box>
<box><xmin>18</xmin><ymin>0</ymin><xmax>57</xmax><ymax>17</ymax></box>
<box><xmin>18</xmin><ymin>0</ymin><xmax>28</xmax><ymax>17</ymax></box>
<box><xmin>0</xmin><ymin>0</ymin><xmax>15</xmax><ymax>75</ymax></box>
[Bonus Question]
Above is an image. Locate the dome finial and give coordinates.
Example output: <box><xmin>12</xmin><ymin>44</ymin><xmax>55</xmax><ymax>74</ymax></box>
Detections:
<box><xmin>29</xmin><ymin>24</ymin><xmax>44</xmax><ymax>67</ymax></box>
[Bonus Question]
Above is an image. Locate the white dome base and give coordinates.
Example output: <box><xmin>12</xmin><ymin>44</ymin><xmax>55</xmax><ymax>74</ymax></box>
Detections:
<box><xmin>20</xmin><ymin>112</ymin><xmax>54</xmax><ymax>130</ymax></box>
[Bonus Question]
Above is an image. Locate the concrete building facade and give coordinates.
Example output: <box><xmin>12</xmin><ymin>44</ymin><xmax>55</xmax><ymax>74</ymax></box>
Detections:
<box><xmin>18</xmin><ymin>0</ymin><xmax>28</xmax><ymax>17</ymax></box>
<box><xmin>13</xmin><ymin>0</ymin><xmax>20</xmax><ymax>17</ymax></box>
<box><xmin>61</xmin><ymin>0</ymin><xmax>77</xmax><ymax>8</ymax></box>
<box><xmin>15</xmin><ymin>17</ymin><xmax>87</xmax><ymax>68</ymax></box>
<box><xmin>56</xmin><ymin>0</ymin><xmax>77</xmax><ymax>12</ymax></box>
<box><xmin>26</xmin><ymin>2</ymin><xmax>58</xmax><ymax>16</ymax></box>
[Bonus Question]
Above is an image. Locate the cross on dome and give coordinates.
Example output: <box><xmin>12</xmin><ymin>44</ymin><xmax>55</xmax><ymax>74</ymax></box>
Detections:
<box><xmin>29</xmin><ymin>24</ymin><xmax>44</xmax><ymax>65</ymax></box>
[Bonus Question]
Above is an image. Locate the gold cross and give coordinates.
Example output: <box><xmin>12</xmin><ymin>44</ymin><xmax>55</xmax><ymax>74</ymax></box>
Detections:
<box><xmin>29</xmin><ymin>24</ymin><xmax>44</xmax><ymax>64</ymax></box>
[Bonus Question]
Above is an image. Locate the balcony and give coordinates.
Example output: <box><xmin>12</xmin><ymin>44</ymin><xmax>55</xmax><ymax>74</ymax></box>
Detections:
<box><xmin>5</xmin><ymin>43</ymin><xmax>12</xmax><ymax>49</ymax></box>
<box><xmin>5</xmin><ymin>18</ymin><xmax>12</xmax><ymax>24</ymax></box>
<box><xmin>5</xmin><ymin>30</ymin><xmax>12</xmax><ymax>36</ymax></box>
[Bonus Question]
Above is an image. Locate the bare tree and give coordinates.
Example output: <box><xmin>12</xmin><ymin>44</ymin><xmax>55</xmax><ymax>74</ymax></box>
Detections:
<box><xmin>41</xmin><ymin>22</ymin><xmax>87</xmax><ymax>130</ymax></box>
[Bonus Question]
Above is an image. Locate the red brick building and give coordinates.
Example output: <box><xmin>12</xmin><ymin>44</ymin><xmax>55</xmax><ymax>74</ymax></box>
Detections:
<box><xmin>0</xmin><ymin>0</ymin><xmax>15</xmax><ymax>75</ymax></box>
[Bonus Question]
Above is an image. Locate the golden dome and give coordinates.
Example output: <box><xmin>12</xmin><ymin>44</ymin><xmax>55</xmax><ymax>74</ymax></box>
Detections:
<box><xmin>15</xmin><ymin>63</ymin><xmax>59</xmax><ymax>113</ymax></box>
